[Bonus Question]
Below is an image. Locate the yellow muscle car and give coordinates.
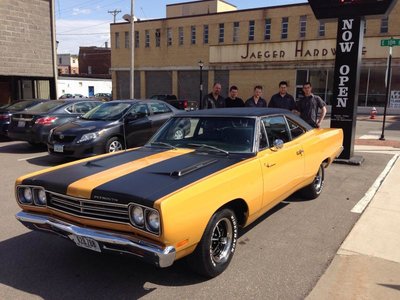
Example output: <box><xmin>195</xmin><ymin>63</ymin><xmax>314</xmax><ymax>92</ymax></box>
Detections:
<box><xmin>15</xmin><ymin>108</ymin><xmax>343</xmax><ymax>278</ymax></box>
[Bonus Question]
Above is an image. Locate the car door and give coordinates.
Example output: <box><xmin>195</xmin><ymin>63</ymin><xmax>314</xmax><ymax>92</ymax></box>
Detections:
<box><xmin>124</xmin><ymin>103</ymin><xmax>153</xmax><ymax>147</ymax></box>
<box><xmin>148</xmin><ymin>101</ymin><xmax>175</xmax><ymax>134</ymax></box>
<box><xmin>257</xmin><ymin>115</ymin><xmax>305</xmax><ymax>208</ymax></box>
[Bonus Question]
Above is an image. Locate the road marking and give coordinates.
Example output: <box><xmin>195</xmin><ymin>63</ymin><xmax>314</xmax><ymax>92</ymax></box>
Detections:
<box><xmin>358</xmin><ymin>134</ymin><xmax>380</xmax><ymax>139</ymax></box>
<box><xmin>17</xmin><ymin>155</ymin><xmax>46</xmax><ymax>161</ymax></box>
<box><xmin>351</xmin><ymin>153</ymin><xmax>399</xmax><ymax>214</ymax></box>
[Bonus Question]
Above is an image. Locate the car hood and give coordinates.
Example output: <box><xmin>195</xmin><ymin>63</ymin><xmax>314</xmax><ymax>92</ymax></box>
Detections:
<box><xmin>18</xmin><ymin>147</ymin><xmax>246</xmax><ymax>207</ymax></box>
<box><xmin>53</xmin><ymin>119</ymin><xmax>119</xmax><ymax>134</ymax></box>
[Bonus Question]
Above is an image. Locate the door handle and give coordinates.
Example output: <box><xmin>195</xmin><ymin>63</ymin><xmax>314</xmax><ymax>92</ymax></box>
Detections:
<box><xmin>264</xmin><ymin>162</ymin><xmax>276</xmax><ymax>168</ymax></box>
<box><xmin>296</xmin><ymin>149</ymin><xmax>304</xmax><ymax>156</ymax></box>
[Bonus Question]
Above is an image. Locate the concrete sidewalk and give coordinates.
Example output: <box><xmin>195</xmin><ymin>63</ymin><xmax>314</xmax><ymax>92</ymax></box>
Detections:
<box><xmin>307</xmin><ymin>146</ymin><xmax>400</xmax><ymax>300</ymax></box>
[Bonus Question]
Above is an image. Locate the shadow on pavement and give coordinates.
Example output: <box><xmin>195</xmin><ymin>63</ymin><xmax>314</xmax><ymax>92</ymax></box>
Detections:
<box><xmin>0</xmin><ymin>232</ymin><xmax>205</xmax><ymax>300</ymax></box>
<box><xmin>0</xmin><ymin>141</ymin><xmax>47</xmax><ymax>154</ymax></box>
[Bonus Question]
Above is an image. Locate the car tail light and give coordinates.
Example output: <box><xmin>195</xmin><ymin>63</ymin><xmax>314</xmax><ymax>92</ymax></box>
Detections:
<box><xmin>35</xmin><ymin>116</ymin><xmax>58</xmax><ymax>125</ymax></box>
<box><xmin>183</xmin><ymin>100</ymin><xmax>188</xmax><ymax>109</ymax></box>
<box><xmin>0</xmin><ymin>114</ymin><xmax>10</xmax><ymax>121</ymax></box>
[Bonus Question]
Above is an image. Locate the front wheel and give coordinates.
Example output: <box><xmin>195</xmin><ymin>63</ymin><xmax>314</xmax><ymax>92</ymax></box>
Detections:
<box><xmin>300</xmin><ymin>164</ymin><xmax>324</xmax><ymax>200</ymax></box>
<box><xmin>187</xmin><ymin>208</ymin><xmax>238</xmax><ymax>278</ymax></box>
<box><xmin>105</xmin><ymin>137</ymin><xmax>124</xmax><ymax>153</ymax></box>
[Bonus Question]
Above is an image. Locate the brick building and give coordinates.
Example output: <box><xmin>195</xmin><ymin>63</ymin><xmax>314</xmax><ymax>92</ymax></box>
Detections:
<box><xmin>79</xmin><ymin>46</ymin><xmax>111</xmax><ymax>76</ymax></box>
<box><xmin>0</xmin><ymin>0</ymin><xmax>57</xmax><ymax>105</ymax></box>
<box><xmin>57</xmin><ymin>54</ymin><xmax>79</xmax><ymax>75</ymax></box>
<box><xmin>110</xmin><ymin>0</ymin><xmax>400</xmax><ymax>108</ymax></box>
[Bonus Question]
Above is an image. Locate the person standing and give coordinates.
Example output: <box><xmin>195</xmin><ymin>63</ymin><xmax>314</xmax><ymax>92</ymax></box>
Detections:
<box><xmin>225</xmin><ymin>85</ymin><xmax>244</xmax><ymax>107</ymax></box>
<box><xmin>245</xmin><ymin>85</ymin><xmax>267</xmax><ymax>107</ymax></box>
<box><xmin>268</xmin><ymin>81</ymin><xmax>296</xmax><ymax>112</ymax></box>
<box><xmin>296</xmin><ymin>82</ymin><xmax>327</xmax><ymax>128</ymax></box>
<box><xmin>201</xmin><ymin>82</ymin><xmax>225</xmax><ymax>109</ymax></box>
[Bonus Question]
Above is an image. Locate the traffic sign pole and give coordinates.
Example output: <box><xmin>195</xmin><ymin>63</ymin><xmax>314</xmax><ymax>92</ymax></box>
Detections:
<box><xmin>380</xmin><ymin>46</ymin><xmax>393</xmax><ymax>140</ymax></box>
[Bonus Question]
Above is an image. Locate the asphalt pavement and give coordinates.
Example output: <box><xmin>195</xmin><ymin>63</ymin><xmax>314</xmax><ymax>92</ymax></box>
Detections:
<box><xmin>307</xmin><ymin>139</ymin><xmax>400</xmax><ymax>298</ymax></box>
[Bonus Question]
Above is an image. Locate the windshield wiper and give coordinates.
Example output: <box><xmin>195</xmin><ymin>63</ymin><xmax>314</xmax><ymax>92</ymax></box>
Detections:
<box><xmin>187</xmin><ymin>143</ymin><xmax>229</xmax><ymax>155</ymax></box>
<box><xmin>150</xmin><ymin>142</ymin><xmax>177</xmax><ymax>149</ymax></box>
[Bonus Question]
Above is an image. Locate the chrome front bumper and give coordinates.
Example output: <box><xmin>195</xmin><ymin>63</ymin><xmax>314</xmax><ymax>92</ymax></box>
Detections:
<box><xmin>15</xmin><ymin>211</ymin><xmax>176</xmax><ymax>268</ymax></box>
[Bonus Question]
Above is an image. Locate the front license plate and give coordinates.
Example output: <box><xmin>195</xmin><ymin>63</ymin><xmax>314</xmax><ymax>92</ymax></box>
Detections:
<box><xmin>54</xmin><ymin>144</ymin><xmax>64</xmax><ymax>153</ymax></box>
<box><xmin>70</xmin><ymin>235</ymin><xmax>101</xmax><ymax>252</ymax></box>
<box><xmin>17</xmin><ymin>120</ymin><xmax>25</xmax><ymax>127</ymax></box>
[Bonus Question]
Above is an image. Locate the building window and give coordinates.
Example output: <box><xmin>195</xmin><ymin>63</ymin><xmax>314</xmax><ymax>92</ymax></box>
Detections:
<box><xmin>125</xmin><ymin>31</ymin><xmax>130</xmax><ymax>48</ymax></box>
<box><xmin>248</xmin><ymin>20</ymin><xmax>255</xmax><ymax>41</ymax></box>
<box><xmin>167</xmin><ymin>28</ymin><xmax>172</xmax><ymax>46</ymax></box>
<box><xmin>233</xmin><ymin>22</ymin><xmax>240</xmax><ymax>43</ymax></box>
<box><xmin>155</xmin><ymin>29</ymin><xmax>161</xmax><ymax>47</ymax></box>
<box><xmin>264</xmin><ymin>18</ymin><xmax>271</xmax><ymax>40</ymax></box>
<box><xmin>135</xmin><ymin>31</ymin><xmax>139</xmax><ymax>48</ymax></box>
<box><xmin>203</xmin><ymin>25</ymin><xmax>209</xmax><ymax>44</ymax></box>
<box><xmin>145</xmin><ymin>30</ymin><xmax>150</xmax><ymax>48</ymax></box>
<box><xmin>179</xmin><ymin>27</ymin><xmax>184</xmax><ymax>45</ymax></box>
<box><xmin>115</xmin><ymin>32</ymin><xmax>120</xmax><ymax>48</ymax></box>
<box><xmin>58</xmin><ymin>57</ymin><xmax>62</xmax><ymax>64</ymax></box>
<box><xmin>299</xmin><ymin>15</ymin><xmax>307</xmax><ymax>38</ymax></box>
<box><xmin>281</xmin><ymin>17</ymin><xmax>289</xmax><ymax>39</ymax></box>
<box><xmin>380</xmin><ymin>17</ymin><xmax>388</xmax><ymax>33</ymax></box>
<box><xmin>219</xmin><ymin>23</ymin><xmax>224</xmax><ymax>43</ymax></box>
<box><xmin>364</xmin><ymin>21</ymin><xmax>367</xmax><ymax>35</ymax></box>
<box><xmin>191</xmin><ymin>26</ymin><xmax>196</xmax><ymax>45</ymax></box>
<box><xmin>72</xmin><ymin>59</ymin><xmax>76</xmax><ymax>63</ymax></box>
<box><xmin>318</xmin><ymin>21</ymin><xmax>325</xmax><ymax>37</ymax></box>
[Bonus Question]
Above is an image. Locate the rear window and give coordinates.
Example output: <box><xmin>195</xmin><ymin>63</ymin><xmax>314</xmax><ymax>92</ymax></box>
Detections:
<box><xmin>27</xmin><ymin>101</ymin><xmax>66</xmax><ymax>113</ymax></box>
<box><xmin>7</xmin><ymin>100</ymin><xmax>37</xmax><ymax>110</ymax></box>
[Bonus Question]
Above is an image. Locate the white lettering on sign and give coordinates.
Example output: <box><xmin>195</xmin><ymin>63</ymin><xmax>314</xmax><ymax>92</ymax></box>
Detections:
<box><xmin>339</xmin><ymin>19</ymin><xmax>355</xmax><ymax>53</ymax></box>
<box><xmin>337</xmin><ymin>64</ymin><xmax>351</xmax><ymax>108</ymax></box>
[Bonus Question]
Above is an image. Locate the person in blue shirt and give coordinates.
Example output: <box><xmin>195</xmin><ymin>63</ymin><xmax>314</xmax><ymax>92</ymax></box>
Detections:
<box><xmin>268</xmin><ymin>81</ymin><xmax>297</xmax><ymax>112</ymax></box>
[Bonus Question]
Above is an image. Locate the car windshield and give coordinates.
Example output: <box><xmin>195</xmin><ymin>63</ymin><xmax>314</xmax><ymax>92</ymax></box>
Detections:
<box><xmin>26</xmin><ymin>101</ymin><xmax>65</xmax><ymax>113</ymax></box>
<box><xmin>148</xmin><ymin>116</ymin><xmax>256</xmax><ymax>153</ymax></box>
<box><xmin>81</xmin><ymin>102</ymin><xmax>132</xmax><ymax>120</ymax></box>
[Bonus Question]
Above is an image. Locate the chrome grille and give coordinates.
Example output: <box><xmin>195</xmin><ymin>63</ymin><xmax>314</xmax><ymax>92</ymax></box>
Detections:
<box><xmin>48</xmin><ymin>192</ymin><xmax>130</xmax><ymax>223</ymax></box>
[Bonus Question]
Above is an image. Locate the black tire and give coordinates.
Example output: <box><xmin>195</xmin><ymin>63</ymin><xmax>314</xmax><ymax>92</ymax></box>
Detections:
<box><xmin>187</xmin><ymin>208</ymin><xmax>238</xmax><ymax>278</ymax></box>
<box><xmin>300</xmin><ymin>164</ymin><xmax>325</xmax><ymax>200</ymax></box>
<box><xmin>105</xmin><ymin>137</ymin><xmax>124</xmax><ymax>153</ymax></box>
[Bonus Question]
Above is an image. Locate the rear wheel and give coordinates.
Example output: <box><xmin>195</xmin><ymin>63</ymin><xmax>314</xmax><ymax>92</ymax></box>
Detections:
<box><xmin>106</xmin><ymin>137</ymin><xmax>124</xmax><ymax>153</ymax></box>
<box><xmin>300</xmin><ymin>164</ymin><xmax>324</xmax><ymax>200</ymax></box>
<box><xmin>187</xmin><ymin>208</ymin><xmax>238</xmax><ymax>278</ymax></box>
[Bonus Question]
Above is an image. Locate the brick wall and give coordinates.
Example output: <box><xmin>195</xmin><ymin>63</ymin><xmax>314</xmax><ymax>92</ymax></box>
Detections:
<box><xmin>0</xmin><ymin>0</ymin><xmax>54</xmax><ymax>77</ymax></box>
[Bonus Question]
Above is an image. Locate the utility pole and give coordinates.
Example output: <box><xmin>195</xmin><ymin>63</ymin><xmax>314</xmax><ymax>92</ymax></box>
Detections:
<box><xmin>108</xmin><ymin>9</ymin><xmax>121</xmax><ymax>23</ymax></box>
<box><xmin>130</xmin><ymin>0</ymin><xmax>135</xmax><ymax>99</ymax></box>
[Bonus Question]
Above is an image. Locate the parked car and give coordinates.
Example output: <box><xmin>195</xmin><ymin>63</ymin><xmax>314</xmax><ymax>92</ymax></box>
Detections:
<box><xmin>8</xmin><ymin>99</ymin><xmax>102</xmax><ymax>145</ymax></box>
<box><xmin>59</xmin><ymin>93</ymin><xmax>86</xmax><ymax>99</ymax></box>
<box><xmin>150</xmin><ymin>94</ymin><xmax>198</xmax><ymax>111</ymax></box>
<box><xmin>47</xmin><ymin>99</ymin><xmax>179</xmax><ymax>158</ymax></box>
<box><xmin>0</xmin><ymin>99</ymin><xmax>50</xmax><ymax>136</ymax></box>
<box><xmin>14</xmin><ymin>108</ymin><xmax>343</xmax><ymax>278</ymax></box>
<box><xmin>94</xmin><ymin>93</ymin><xmax>112</xmax><ymax>101</ymax></box>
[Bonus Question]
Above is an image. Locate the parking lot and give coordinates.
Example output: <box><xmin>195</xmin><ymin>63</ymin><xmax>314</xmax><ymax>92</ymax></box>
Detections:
<box><xmin>0</xmin><ymin>116</ymin><xmax>398</xmax><ymax>299</ymax></box>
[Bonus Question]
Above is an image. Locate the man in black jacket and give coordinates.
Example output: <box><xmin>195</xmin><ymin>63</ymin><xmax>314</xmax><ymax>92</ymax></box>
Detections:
<box><xmin>268</xmin><ymin>81</ymin><xmax>296</xmax><ymax>112</ymax></box>
<box><xmin>225</xmin><ymin>85</ymin><xmax>244</xmax><ymax>107</ymax></box>
<box><xmin>202</xmin><ymin>83</ymin><xmax>225</xmax><ymax>109</ymax></box>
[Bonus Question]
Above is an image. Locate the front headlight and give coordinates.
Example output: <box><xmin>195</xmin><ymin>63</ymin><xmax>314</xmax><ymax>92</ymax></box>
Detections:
<box><xmin>130</xmin><ymin>205</ymin><xmax>144</xmax><ymax>227</ymax></box>
<box><xmin>146</xmin><ymin>210</ymin><xmax>160</xmax><ymax>233</ymax></box>
<box><xmin>34</xmin><ymin>188</ymin><xmax>47</xmax><ymax>206</ymax></box>
<box><xmin>22</xmin><ymin>187</ymin><xmax>33</xmax><ymax>204</ymax></box>
<box><xmin>77</xmin><ymin>132</ymin><xmax>100</xmax><ymax>144</ymax></box>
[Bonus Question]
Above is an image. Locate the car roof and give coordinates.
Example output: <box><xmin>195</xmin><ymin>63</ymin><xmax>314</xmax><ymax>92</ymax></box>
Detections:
<box><xmin>175</xmin><ymin>108</ymin><xmax>313</xmax><ymax>129</ymax></box>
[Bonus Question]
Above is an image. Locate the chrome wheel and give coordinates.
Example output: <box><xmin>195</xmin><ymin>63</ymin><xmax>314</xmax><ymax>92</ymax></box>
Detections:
<box><xmin>173</xmin><ymin>128</ymin><xmax>184</xmax><ymax>140</ymax></box>
<box><xmin>108</xmin><ymin>140</ymin><xmax>123</xmax><ymax>152</ymax></box>
<box><xmin>313</xmin><ymin>166</ymin><xmax>324</xmax><ymax>194</ymax></box>
<box><xmin>210</xmin><ymin>217</ymin><xmax>233</xmax><ymax>265</ymax></box>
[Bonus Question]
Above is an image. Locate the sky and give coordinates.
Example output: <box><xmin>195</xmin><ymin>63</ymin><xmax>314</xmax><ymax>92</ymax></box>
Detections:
<box><xmin>55</xmin><ymin>0</ymin><xmax>305</xmax><ymax>54</ymax></box>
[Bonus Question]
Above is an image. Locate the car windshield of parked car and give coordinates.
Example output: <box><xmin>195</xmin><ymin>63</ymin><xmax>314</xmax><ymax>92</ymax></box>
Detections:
<box><xmin>26</xmin><ymin>101</ymin><xmax>66</xmax><ymax>113</ymax></box>
<box><xmin>81</xmin><ymin>102</ymin><xmax>132</xmax><ymax>121</ymax></box>
<box><xmin>148</xmin><ymin>117</ymin><xmax>255</xmax><ymax>153</ymax></box>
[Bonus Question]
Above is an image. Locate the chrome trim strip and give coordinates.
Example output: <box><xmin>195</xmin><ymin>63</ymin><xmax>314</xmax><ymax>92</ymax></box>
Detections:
<box><xmin>15</xmin><ymin>211</ymin><xmax>175</xmax><ymax>268</ymax></box>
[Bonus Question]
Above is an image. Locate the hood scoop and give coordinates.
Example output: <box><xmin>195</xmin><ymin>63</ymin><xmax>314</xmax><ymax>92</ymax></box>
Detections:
<box><xmin>159</xmin><ymin>158</ymin><xmax>218</xmax><ymax>177</ymax></box>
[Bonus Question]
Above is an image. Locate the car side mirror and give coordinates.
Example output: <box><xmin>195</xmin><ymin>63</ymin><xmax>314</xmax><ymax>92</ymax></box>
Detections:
<box><xmin>271</xmin><ymin>139</ymin><xmax>284</xmax><ymax>151</ymax></box>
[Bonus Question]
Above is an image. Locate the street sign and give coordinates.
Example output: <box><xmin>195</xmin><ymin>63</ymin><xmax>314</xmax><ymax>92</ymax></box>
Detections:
<box><xmin>381</xmin><ymin>38</ymin><xmax>400</xmax><ymax>47</ymax></box>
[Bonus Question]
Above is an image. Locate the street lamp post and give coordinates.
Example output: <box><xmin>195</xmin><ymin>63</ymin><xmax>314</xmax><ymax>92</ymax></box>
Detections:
<box><xmin>130</xmin><ymin>0</ymin><xmax>135</xmax><ymax>99</ymax></box>
<box><xmin>198</xmin><ymin>60</ymin><xmax>204</xmax><ymax>109</ymax></box>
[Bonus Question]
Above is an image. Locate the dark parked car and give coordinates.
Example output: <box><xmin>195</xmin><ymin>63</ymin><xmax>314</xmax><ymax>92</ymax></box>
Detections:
<box><xmin>0</xmin><ymin>99</ymin><xmax>50</xmax><ymax>136</ymax></box>
<box><xmin>8</xmin><ymin>99</ymin><xmax>102</xmax><ymax>145</ymax></box>
<box><xmin>47</xmin><ymin>99</ymin><xmax>179</xmax><ymax>158</ymax></box>
<box><xmin>94</xmin><ymin>93</ymin><xmax>112</xmax><ymax>101</ymax></box>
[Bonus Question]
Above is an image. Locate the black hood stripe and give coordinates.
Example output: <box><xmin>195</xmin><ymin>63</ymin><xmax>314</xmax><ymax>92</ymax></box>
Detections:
<box><xmin>91</xmin><ymin>153</ymin><xmax>245</xmax><ymax>207</ymax></box>
<box><xmin>21</xmin><ymin>148</ymin><xmax>169</xmax><ymax>194</ymax></box>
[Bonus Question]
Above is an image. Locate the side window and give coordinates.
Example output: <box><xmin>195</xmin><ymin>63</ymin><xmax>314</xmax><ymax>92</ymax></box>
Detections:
<box><xmin>149</xmin><ymin>102</ymin><xmax>172</xmax><ymax>114</ymax></box>
<box><xmin>131</xmin><ymin>104</ymin><xmax>149</xmax><ymax>117</ymax></box>
<box><xmin>287</xmin><ymin>118</ymin><xmax>306</xmax><ymax>140</ymax></box>
<box><xmin>262</xmin><ymin>115</ymin><xmax>291</xmax><ymax>146</ymax></box>
<box><xmin>65</xmin><ymin>105</ymin><xmax>74</xmax><ymax>113</ymax></box>
<box><xmin>74</xmin><ymin>102</ymin><xmax>92</xmax><ymax>113</ymax></box>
